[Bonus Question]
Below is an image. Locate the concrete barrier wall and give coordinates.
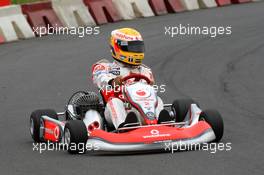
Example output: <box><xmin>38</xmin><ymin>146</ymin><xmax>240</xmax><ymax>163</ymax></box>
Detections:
<box><xmin>112</xmin><ymin>0</ymin><xmax>154</xmax><ymax>20</ymax></box>
<box><xmin>51</xmin><ymin>0</ymin><xmax>95</xmax><ymax>27</ymax></box>
<box><xmin>84</xmin><ymin>0</ymin><xmax>122</xmax><ymax>25</ymax></box>
<box><xmin>215</xmin><ymin>0</ymin><xmax>232</xmax><ymax>6</ymax></box>
<box><xmin>0</xmin><ymin>5</ymin><xmax>35</xmax><ymax>42</ymax></box>
<box><xmin>0</xmin><ymin>0</ymin><xmax>260</xmax><ymax>44</ymax></box>
<box><xmin>199</xmin><ymin>0</ymin><xmax>218</xmax><ymax>8</ymax></box>
<box><xmin>180</xmin><ymin>0</ymin><xmax>200</xmax><ymax>10</ymax></box>
<box><xmin>149</xmin><ymin>0</ymin><xmax>185</xmax><ymax>15</ymax></box>
<box><xmin>22</xmin><ymin>2</ymin><xmax>63</xmax><ymax>36</ymax></box>
<box><xmin>0</xmin><ymin>35</ymin><xmax>5</xmax><ymax>44</ymax></box>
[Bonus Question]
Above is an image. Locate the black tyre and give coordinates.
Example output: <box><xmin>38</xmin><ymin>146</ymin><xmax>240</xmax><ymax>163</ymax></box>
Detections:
<box><xmin>68</xmin><ymin>91</ymin><xmax>99</xmax><ymax>106</ymax></box>
<box><xmin>171</xmin><ymin>99</ymin><xmax>196</xmax><ymax>122</ymax></box>
<box><xmin>64</xmin><ymin>120</ymin><xmax>88</xmax><ymax>154</ymax></box>
<box><xmin>30</xmin><ymin>109</ymin><xmax>58</xmax><ymax>142</ymax></box>
<box><xmin>199</xmin><ymin>110</ymin><xmax>224</xmax><ymax>142</ymax></box>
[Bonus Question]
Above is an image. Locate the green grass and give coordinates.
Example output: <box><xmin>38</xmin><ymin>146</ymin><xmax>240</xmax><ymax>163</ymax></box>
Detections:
<box><xmin>12</xmin><ymin>0</ymin><xmax>47</xmax><ymax>4</ymax></box>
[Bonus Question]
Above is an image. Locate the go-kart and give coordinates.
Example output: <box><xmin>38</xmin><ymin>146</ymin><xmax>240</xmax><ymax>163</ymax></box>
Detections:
<box><xmin>29</xmin><ymin>73</ymin><xmax>224</xmax><ymax>154</ymax></box>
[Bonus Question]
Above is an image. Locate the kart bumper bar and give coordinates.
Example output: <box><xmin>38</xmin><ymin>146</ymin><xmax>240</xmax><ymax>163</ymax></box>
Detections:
<box><xmin>87</xmin><ymin>128</ymin><xmax>215</xmax><ymax>153</ymax></box>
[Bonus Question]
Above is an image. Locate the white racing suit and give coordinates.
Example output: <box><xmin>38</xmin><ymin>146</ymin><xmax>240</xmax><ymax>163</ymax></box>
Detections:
<box><xmin>92</xmin><ymin>59</ymin><xmax>163</xmax><ymax>129</ymax></box>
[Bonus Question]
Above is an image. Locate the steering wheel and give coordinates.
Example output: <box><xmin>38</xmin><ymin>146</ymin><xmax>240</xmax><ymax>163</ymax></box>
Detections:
<box><xmin>122</xmin><ymin>73</ymin><xmax>151</xmax><ymax>84</ymax></box>
<box><xmin>121</xmin><ymin>73</ymin><xmax>152</xmax><ymax>85</ymax></box>
<box><xmin>113</xmin><ymin>74</ymin><xmax>151</xmax><ymax>101</ymax></box>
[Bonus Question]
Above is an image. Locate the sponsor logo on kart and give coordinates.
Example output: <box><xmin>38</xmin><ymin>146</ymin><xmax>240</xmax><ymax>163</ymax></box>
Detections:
<box><xmin>133</xmin><ymin>89</ymin><xmax>150</xmax><ymax>98</ymax></box>
<box><xmin>54</xmin><ymin>126</ymin><xmax>60</xmax><ymax>140</ymax></box>
<box><xmin>136</xmin><ymin>90</ymin><xmax>146</xmax><ymax>96</ymax></box>
<box><xmin>144</xmin><ymin>102</ymin><xmax>150</xmax><ymax>106</ymax></box>
<box><xmin>150</xmin><ymin>129</ymin><xmax>159</xmax><ymax>135</ymax></box>
<box><xmin>144</xmin><ymin>106</ymin><xmax>152</xmax><ymax>110</ymax></box>
<box><xmin>142</xmin><ymin>129</ymin><xmax>171</xmax><ymax>139</ymax></box>
<box><xmin>45</xmin><ymin>126</ymin><xmax>60</xmax><ymax>140</ymax></box>
<box><xmin>135</xmin><ymin>98</ymin><xmax>154</xmax><ymax>101</ymax></box>
<box><xmin>146</xmin><ymin>112</ymin><xmax>155</xmax><ymax>120</ymax></box>
<box><xmin>109</xmin><ymin>100</ymin><xmax>118</xmax><ymax>119</ymax></box>
<box><xmin>45</xmin><ymin>128</ymin><xmax>53</xmax><ymax>134</ymax></box>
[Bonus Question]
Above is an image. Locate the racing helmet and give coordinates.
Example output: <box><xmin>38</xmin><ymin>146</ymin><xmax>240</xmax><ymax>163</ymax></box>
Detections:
<box><xmin>110</xmin><ymin>28</ymin><xmax>145</xmax><ymax>66</ymax></box>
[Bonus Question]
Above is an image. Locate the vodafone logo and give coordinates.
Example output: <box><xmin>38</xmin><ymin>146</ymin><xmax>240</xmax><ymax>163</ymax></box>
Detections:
<box><xmin>116</xmin><ymin>33</ymin><xmax>134</xmax><ymax>40</ymax></box>
<box><xmin>114</xmin><ymin>31</ymin><xmax>143</xmax><ymax>41</ymax></box>
<box><xmin>133</xmin><ymin>88</ymin><xmax>150</xmax><ymax>98</ymax></box>
<box><xmin>142</xmin><ymin>129</ymin><xmax>171</xmax><ymax>139</ymax></box>
<box><xmin>136</xmin><ymin>90</ymin><xmax>146</xmax><ymax>96</ymax></box>
<box><xmin>54</xmin><ymin>126</ymin><xmax>60</xmax><ymax>140</ymax></box>
<box><xmin>150</xmin><ymin>129</ymin><xmax>159</xmax><ymax>135</ymax></box>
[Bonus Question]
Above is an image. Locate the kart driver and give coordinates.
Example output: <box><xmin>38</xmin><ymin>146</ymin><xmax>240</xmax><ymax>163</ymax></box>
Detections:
<box><xmin>92</xmin><ymin>28</ymin><xmax>159</xmax><ymax>129</ymax></box>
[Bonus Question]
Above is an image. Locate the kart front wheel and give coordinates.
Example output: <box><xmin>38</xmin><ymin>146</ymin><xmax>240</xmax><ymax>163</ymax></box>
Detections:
<box><xmin>64</xmin><ymin>120</ymin><xmax>88</xmax><ymax>154</ymax></box>
<box><xmin>30</xmin><ymin>109</ymin><xmax>58</xmax><ymax>142</ymax></box>
<box><xmin>199</xmin><ymin>110</ymin><xmax>224</xmax><ymax>142</ymax></box>
<box><xmin>171</xmin><ymin>99</ymin><xmax>197</xmax><ymax>122</ymax></box>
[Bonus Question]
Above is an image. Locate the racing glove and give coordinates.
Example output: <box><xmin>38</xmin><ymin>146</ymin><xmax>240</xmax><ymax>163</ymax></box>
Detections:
<box><xmin>109</xmin><ymin>76</ymin><xmax>123</xmax><ymax>87</ymax></box>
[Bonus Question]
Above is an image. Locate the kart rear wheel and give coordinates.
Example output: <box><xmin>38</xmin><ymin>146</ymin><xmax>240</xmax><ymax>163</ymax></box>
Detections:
<box><xmin>171</xmin><ymin>99</ymin><xmax>196</xmax><ymax>122</ymax></box>
<box><xmin>67</xmin><ymin>91</ymin><xmax>102</xmax><ymax>119</ymax></box>
<box><xmin>199</xmin><ymin>110</ymin><xmax>224</xmax><ymax>142</ymax></box>
<box><xmin>64</xmin><ymin>120</ymin><xmax>88</xmax><ymax>154</ymax></box>
<box><xmin>30</xmin><ymin>109</ymin><xmax>58</xmax><ymax>142</ymax></box>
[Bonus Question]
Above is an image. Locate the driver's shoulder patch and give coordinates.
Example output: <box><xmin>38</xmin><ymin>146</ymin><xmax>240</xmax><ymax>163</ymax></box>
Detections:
<box><xmin>109</xmin><ymin>66</ymin><xmax>121</xmax><ymax>75</ymax></box>
<box><xmin>92</xmin><ymin>63</ymin><xmax>109</xmax><ymax>76</ymax></box>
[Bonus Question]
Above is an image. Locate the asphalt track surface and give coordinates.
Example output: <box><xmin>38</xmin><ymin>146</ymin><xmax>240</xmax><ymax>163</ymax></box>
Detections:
<box><xmin>0</xmin><ymin>2</ymin><xmax>264</xmax><ymax>175</ymax></box>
